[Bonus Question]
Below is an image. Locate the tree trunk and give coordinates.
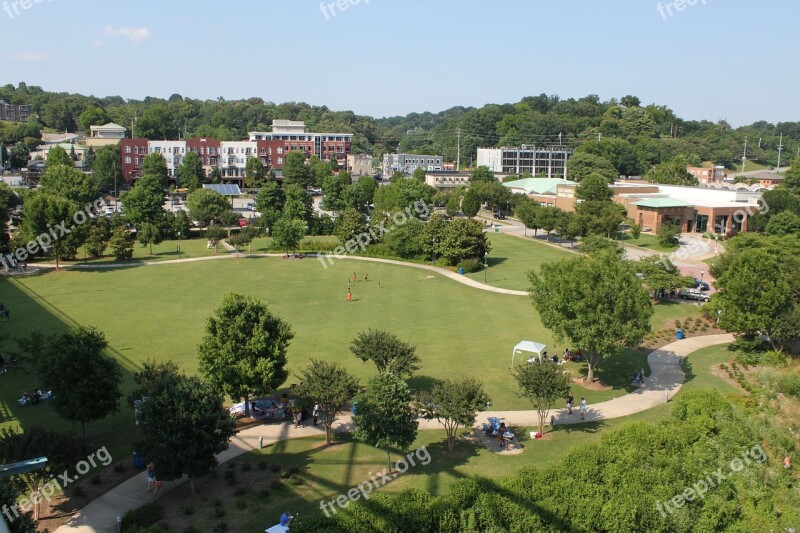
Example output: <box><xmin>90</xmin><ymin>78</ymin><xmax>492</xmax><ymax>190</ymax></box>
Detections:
<box><xmin>386</xmin><ymin>447</ymin><xmax>392</xmax><ymax>473</ymax></box>
<box><xmin>149</xmin><ymin>242</ymin><xmax>153</xmax><ymax>255</ymax></box>
<box><xmin>325</xmin><ymin>425</ymin><xmax>332</xmax><ymax>445</ymax></box>
<box><xmin>244</xmin><ymin>394</ymin><xmax>250</xmax><ymax>417</ymax></box>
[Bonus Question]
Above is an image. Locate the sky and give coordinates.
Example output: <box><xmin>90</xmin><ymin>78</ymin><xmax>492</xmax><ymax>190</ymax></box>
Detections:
<box><xmin>1</xmin><ymin>0</ymin><xmax>797</xmax><ymax>127</ymax></box>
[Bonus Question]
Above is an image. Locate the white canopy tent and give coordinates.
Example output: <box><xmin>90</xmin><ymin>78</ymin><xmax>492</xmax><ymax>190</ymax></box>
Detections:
<box><xmin>511</xmin><ymin>341</ymin><xmax>547</xmax><ymax>367</ymax></box>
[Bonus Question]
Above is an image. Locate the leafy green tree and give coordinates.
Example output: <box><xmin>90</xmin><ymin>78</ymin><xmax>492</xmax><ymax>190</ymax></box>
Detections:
<box><xmin>445</xmin><ymin>193</ymin><xmax>461</xmax><ymax>217</ymax></box>
<box><xmin>645</xmin><ymin>156</ymin><xmax>698</xmax><ymax>186</ymax></box>
<box><xmin>576</xmin><ymin>173</ymin><xmax>614</xmax><ymax>202</ymax></box>
<box><xmin>45</xmin><ymin>145</ymin><xmax>73</xmax><ymax>168</ymax></box>
<box><xmin>136</xmin><ymin>103</ymin><xmax>178</xmax><ymax>140</ymax></box>
<box><xmin>294</xmin><ymin>360</ymin><xmax>360</xmax><ymax>444</ymax></box>
<box><xmin>136</xmin><ymin>370</ymin><xmax>236</xmax><ymax>496</ymax></box>
<box><xmin>579</xmin><ymin>235</ymin><xmax>624</xmax><ymax>257</ymax></box>
<box><xmin>373</xmin><ymin>179</ymin><xmax>436</xmax><ymax>214</ymax></box>
<box><xmin>39</xmin><ymin>164</ymin><xmax>100</xmax><ymax>205</ymax></box>
<box><xmin>636</xmin><ymin>255</ymin><xmax>689</xmax><ymax>299</ymax></box>
<box><xmin>36</xmin><ymin>326</ymin><xmax>122</xmax><ymax>441</ymax></box>
<box><xmin>92</xmin><ymin>144</ymin><xmax>121</xmax><ymax>192</ymax></box>
<box><xmin>84</xmin><ymin>222</ymin><xmax>108</xmax><ymax>258</ymax></box>
<box><xmin>567</xmin><ymin>152</ymin><xmax>618</xmax><ymax>183</ymax></box>
<box><xmin>357</xmin><ymin>175</ymin><xmax>377</xmax><ymax>205</ymax></box>
<box><xmin>412</xmin><ymin>167</ymin><xmax>426</xmax><ymax>182</ymax></box>
<box><xmin>461</xmin><ymin>190</ymin><xmax>481</xmax><ymax>218</ymax></box>
<box><xmin>440</xmin><ymin>218</ymin><xmax>490</xmax><ymax>265</ymax></box>
<box><xmin>0</xmin><ymin>477</ymin><xmax>36</xmax><ymax>532</ymax></box>
<box><xmin>0</xmin><ymin>427</ymin><xmax>83</xmax><ymax>522</ymax></box>
<box><xmin>384</xmin><ymin>217</ymin><xmax>425</xmax><ymax>258</ymax></box>
<box><xmin>244</xmin><ymin>156</ymin><xmax>265</xmax><ymax>188</ymax></box>
<box><xmin>350</xmin><ymin>329</ymin><xmax>421</xmax><ymax>379</ymax></box>
<box><xmin>255</xmin><ymin>181</ymin><xmax>286</xmax><ymax>233</ymax></box>
<box><xmin>20</xmin><ymin>193</ymin><xmax>82</xmax><ymax>268</ymax></box>
<box><xmin>335</xmin><ymin>207</ymin><xmax>368</xmax><ymax>246</ymax></box>
<box><xmin>186</xmin><ymin>188</ymin><xmax>229</xmax><ymax>227</ymax></box>
<box><xmin>657</xmin><ymin>222</ymin><xmax>681</xmax><ymax>247</ymax></box>
<box><xmin>529</xmin><ymin>251</ymin><xmax>652</xmax><ymax>381</ymax></box>
<box><xmin>785</xmin><ymin>156</ymin><xmax>800</xmax><ymax>193</ymax></box>
<box><xmin>575</xmin><ymin>201</ymin><xmax>627</xmax><ymax>237</ymax></box>
<box><xmin>272</xmin><ymin>217</ymin><xmax>306</xmax><ymax>255</ymax></box>
<box><xmin>469</xmin><ymin>166</ymin><xmax>495</xmax><ymax>183</ymax></box>
<box><xmin>514</xmin><ymin>361</ymin><xmax>571</xmax><ymax>435</ymax></box>
<box><xmin>78</xmin><ymin>106</ymin><xmax>110</xmax><ymax>132</ymax></box>
<box><xmin>322</xmin><ymin>172</ymin><xmax>351</xmax><ymax>213</ymax></box>
<box><xmin>141</xmin><ymin>153</ymin><xmax>169</xmax><ymax>188</ymax></box>
<box><xmin>353</xmin><ymin>372</ymin><xmax>419</xmax><ymax>472</ymax></box>
<box><xmin>709</xmin><ymin>249</ymin><xmax>793</xmax><ymax>350</ymax></box>
<box><xmin>137</xmin><ymin>222</ymin><xmax>162</xmax><ymax>255</ymax></box>
<box><xmin>430</xmin><ymin>377</ymin><xmax>490</xmax><ymax>450</ymax></box>
<box><xmin>177</xmin><ymin>151</ymin><xmax>205</xmax><ymax>191</ymax></box>
<box><xmin>8</xmin><ymin>141</ymin><xmax>29</xmax><ymax>169</ymax></box>
<box><xmin>765</xmin><ymin>210</ymin><xmax>800</xmax><ymax>236</ymax></box>
<box><xmin>537</xmin><ymin>206</ymin><xmax>560</xmax><ymax>241</ymax></box>
<box><xmin>209</xmin><ymin>166</ymin><xmax>223</xmax><ymax>184</ymax></box>
<box><xmin>515</xmin><ymin>199</ymin><xmax>541</xmax><ymax>236</ymax></box>
<box><xmin>126</xmin><ymin>359</ymin><xmax>180</xmax><ymax>408</ymax></box>
<box><xmin>205</xmin><ymin>224</ymin><xmax>225</xmax><ymax>251</ymax></box>
<box><xmin>282</xmin><ymin>150</ymin><xmax>313</xmax><ymax>188</ymax></box>
<box><xmin>283</xmin><ymin>183</ymin><xmax>313</xmax><ymax>224</ymax></box>
<box><xmin>198</xmin><ymin>293</ymin><xmax>294</xmax><ymax>418</ymax></box>
<box><xmin>421</xmin><ymin>214</ymin><xmax>449</xmax><ymax>261</ymax></box>
<box><xmin>108</xmin><ymin>226</ymin><xmax>134</xmax><ymax>260</ymax></box>
<box><xmin>121</xmin><ymin>174</ymin><xmax>164</xmax><ymax>228</ymax></box>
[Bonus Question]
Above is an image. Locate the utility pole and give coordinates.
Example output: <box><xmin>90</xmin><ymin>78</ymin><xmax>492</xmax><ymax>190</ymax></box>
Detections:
<box><xmin>777</xmin><ymin>133</ymin><xmax>784</xmax><ymax>169</ymax></box>
<box><xmin>741</xmin><ymin>136</ymin><xmax>748</xmax><ymax>174</ymax></box>
<box><xmin>456</xmin><ymin>129</ymin><xmax>461</xmax><ymax>171</ymax></box>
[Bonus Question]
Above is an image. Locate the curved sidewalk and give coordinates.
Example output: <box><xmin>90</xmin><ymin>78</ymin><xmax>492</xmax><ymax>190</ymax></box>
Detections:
<box><xmin>54</xmin><ymin>333</ymin><xmax>733</xmax><ymax>532</ymax></box>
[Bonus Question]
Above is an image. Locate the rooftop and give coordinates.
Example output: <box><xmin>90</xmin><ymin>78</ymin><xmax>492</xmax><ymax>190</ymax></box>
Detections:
<box><xmin>633</xmin><ymin>198</ymin><xmax>695</xmax><ymax>209</ymax></box>
<box><xmin>503</xmin><ymin>177</ymin><xmax>574</xmax><ymax>195</ymax></box>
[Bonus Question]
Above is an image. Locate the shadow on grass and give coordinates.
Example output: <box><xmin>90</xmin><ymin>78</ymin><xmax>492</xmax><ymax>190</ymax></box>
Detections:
<box><xmin>575</xmin><ymin>348</ymin><xmax>650</xmax><ymax>393</ymax></box>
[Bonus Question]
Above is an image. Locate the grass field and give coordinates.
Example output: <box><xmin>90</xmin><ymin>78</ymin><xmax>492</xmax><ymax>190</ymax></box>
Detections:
<box><xmin>617</xmin><ymin>232</ymin><xmax>679</xmax><ymax>252</ymax></box>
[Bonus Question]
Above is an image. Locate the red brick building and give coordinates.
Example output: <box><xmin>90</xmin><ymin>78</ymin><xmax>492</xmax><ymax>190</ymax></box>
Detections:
<box><xmin>120</xmin><ymin>139</ymin><xmax>149</xmax><ymax>183</ymax></box>
<box><xmin>186</xmin><ymin>137</ymin><xmax>221</xmax><ymax>176</ymax></box>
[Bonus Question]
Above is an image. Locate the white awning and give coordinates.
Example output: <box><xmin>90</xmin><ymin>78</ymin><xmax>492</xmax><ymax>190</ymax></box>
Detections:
<box><xmin>511</xmin><ymin>341</ymin><xmax>547</xmax><ymax>367</ymax></box>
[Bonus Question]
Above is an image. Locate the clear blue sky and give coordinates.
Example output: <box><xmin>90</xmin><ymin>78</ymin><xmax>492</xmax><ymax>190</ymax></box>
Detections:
<box><xmin>1</xmin><ymin>0</ymin><xmax>797</xmax><ymax>126</ymax></box>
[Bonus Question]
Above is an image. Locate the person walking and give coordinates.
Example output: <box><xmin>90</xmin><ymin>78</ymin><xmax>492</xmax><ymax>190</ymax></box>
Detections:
<box><xmin>146</xmin><ymin>463</ymin><xmax>157</xmax><ymax>493</ymax></box>
<box><xmin>347</xmin><ymin>289</ymin><xmax>352</xmax><ymax>302</ymax></box>
<box><xmin>352</xmin><ymin>272</ymin><xmax>357</xmax><ymax>282</ymax></box>
<box><xmin>579</xmin><ymin>397</ymin><xmax>587</xmax><ymax>420</ymax></box>
<box><xmin>364</xmin><ymin>273</ymin><xmax>368</xmax><ymax>282</ymax></box>
<box><xmin>312</xmin><ymin>403</ymin><xmax>320</xmax><ymax>426</ymax></box>
<box><xmin>566</xmin><ymin>392</ymin><xmax>574</xmax><ymax>415</ymax></box>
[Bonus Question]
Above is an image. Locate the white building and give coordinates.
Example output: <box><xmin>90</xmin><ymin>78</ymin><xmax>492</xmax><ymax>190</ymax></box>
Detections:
<box><xmin>220</xmin><ymin>141</ymin><xmax>258</xmax><ymax>179</ymax></box>
<box><xmin>149</xmin><ymin>141</ymin><xmax>187</xmax><ymax>178</ymax></box>
<box><xmin>477</xmin><ymin>146</ymin><xmax>573</xmax><ymax>179</ymax></box>
<box><xmin>381</xmin><ymin>153</ymin><xmax>443</xmax><ymax>177</ymax></box>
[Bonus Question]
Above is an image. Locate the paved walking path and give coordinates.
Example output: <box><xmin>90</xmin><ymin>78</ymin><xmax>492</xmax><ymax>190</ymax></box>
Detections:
<box><xmin>54</xmin><ymin>333</ymin><xmax>733</xmax><ymax>532</ymax></box>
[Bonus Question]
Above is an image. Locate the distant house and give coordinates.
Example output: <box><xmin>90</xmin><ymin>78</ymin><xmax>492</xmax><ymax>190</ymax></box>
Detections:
<box><xmin>0</xmin><ymin>100</ymin><xmax>32</xmax><ymax>123</ymax></box>
<box><xmin>425</xmin><ymin>171</ymin><xmax>471</xmax><ymax>193</ymax></box>
<box><xmin>347</xmin><ymin>154</ymin><xmax>374</xmax><ymax>177</ymax></box>
<box><xmin>86</xmin><ymin>123</ymin><xmax>127</xmax><ymax>148</ymax></box>
<box><xmin>688</xmin><ymin>166</ymin><xmax>727</xmax><ymax>185</ymax></box>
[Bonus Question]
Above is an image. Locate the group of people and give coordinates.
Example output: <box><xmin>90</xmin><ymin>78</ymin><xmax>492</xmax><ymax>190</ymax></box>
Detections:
<box><xmin>527</xmin><ymin>348</ymin><xmax>584</xmax><ymax>366</ymax></box>
<box><xmin>347</xmin><ymin>272</ymin><xmax>378</xmax><ymax>301</ymax></box>
<box><xmin>18</xmin><ymin>389</ymin><xmax>49</xmax><ymax>406</ymax></box>
<box><xmin>565</xmin><ymin>392</ymin><xmax>588</xmax><ymax>420</ymax></box>
<box><xmin>0</xmin><ymin>303</ymin><xmax>10</xmax><ymax>322</ymax></box>
<box><xmin>632</xmin><ymin>367</ymin><xmax>647</xmax><ymax>385</ymax></box>
<box><xmin>146</xmin><ymin>463</ymin><xmax>162</xmax><ymax>493</ymax></box>
<box><xmin>0</xmin><ymin>353</ymin><xmax>16</xmax><ymax>374</ymax></box>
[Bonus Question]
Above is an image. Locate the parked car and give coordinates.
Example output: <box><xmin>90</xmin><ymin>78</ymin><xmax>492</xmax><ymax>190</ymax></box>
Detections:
<box><xmin>679</xmin><ymin>288</ymin><xmax>710</xmax><ymax>302</ymax></box>
<box><xmin>245</xmin><ymin>202</ymin><xmax>254</xmax><ymax>210</ymax></box>
<box><xmin>693</xmin><ymin>278</ymin><xmax>710</xmax><ymax>291</ymax></box>
<box><xmin>171</xmin><ymin>197</ymin><xmax>180</xmax><ymax>205</ymax></box>
<box><xmin>238</xmin><ymin>219</ymin><xmax>249</xmax><ymax>227</ymax></box>
<box><xmin>493</xmin><ymin>212</ymin><xmax>506</xmax><ymax>220</ymax></box>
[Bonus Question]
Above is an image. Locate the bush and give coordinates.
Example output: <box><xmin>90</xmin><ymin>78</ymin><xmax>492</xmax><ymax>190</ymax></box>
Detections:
<box><xmin>779</xmin><ymin>374</ymin><xmax>800</xmax><ymax>397</ymax></box>
<box><xmin>457</xmin><ymin>258</ymin><xmax>483</xmax><ymax>273</ymax></box>
<box><xmin>240</xmin><ymin>461</ymin><xmax>252</xmax><ymax>472</ymax></box>
<box><xmin>181</xmin><ymin>505</ymin><xmax>195</xmax><ymax>516</ymax></box>
<box><xmin>121</xmin><ymin>504</ymin><xmax>165</xmax><ymax>531</ymax></box>
<box><xmin>257</xmin><ymin>462</ymin><xmax>268</xmax><ymax>471</ymax></box>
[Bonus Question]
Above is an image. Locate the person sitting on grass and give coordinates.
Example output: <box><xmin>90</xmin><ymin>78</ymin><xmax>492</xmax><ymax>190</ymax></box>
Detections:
<box><xmin>280</xmin><ymin>511</ymin><xmax>294</xmax><ymax>527</ymax></box>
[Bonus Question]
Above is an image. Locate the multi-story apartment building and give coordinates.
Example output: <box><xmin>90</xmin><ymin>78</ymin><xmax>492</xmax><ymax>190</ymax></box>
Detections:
<box><xmin>220</xmin><ymin>141</ymin><xmax>258</xmax><ymax>181</ymax></box>
<box><xmin>381</xmin><ymin>153</ymin><xmax>444</xmax><ymax>177</ymax></box>
<box><xmin>120</xmin><ymin>139</ymin><xmax>149</xmax><ymax>182</ymax></box>
<box><xmin>248</xmin><ymin>120</ymin><xmax>353</xmax><ymax>170</ymax></box>
<box><xmin>0</xmin><ymin>100</ymin><xmax>32</xmax><ymax>122</ymax></box>
<box><xmin>688</xmin><ymin>166</ymin><xmax>727</xmax><ymax>185</ymax></box>
<box><xmin>477</xmin><ymin>146</ymin><xmax>573</xmax><ymax>179</ymax></box>
<box><xmin>149</xmin><ymin>141</ymin><xmax>187</xmax><ymax>179</ymax></box>
<box><xmin>186</xmin><ymin>137</ymin><xmax>221</xmax><ymax>176</ymax></box>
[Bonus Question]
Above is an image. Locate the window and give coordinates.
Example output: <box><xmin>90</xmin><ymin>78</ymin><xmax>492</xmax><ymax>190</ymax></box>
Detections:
<box><xmin>125</xmin><ymin>156</ymin><xmax>131</xmax><ymax>164</ymax></box>
<box><xmin>125</xmin><ymin>146</ymin><xmax>131</xmax><ymax>153</ymax></box>
<box><xmin>277</xmin><ymin>157</ymin><xmax>283</xmax><ymax>165</ymax></box>
<box><xmin>277</xmin><ymin>147</ymin><xmax>283</xmax><ymax>154</ymax></box>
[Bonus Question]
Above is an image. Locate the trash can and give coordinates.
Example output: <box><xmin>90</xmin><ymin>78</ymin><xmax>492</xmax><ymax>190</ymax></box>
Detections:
<box><xmin>133</xmin><ymin>452</ymin><xmax>145</xmax><ymax>469</ymax></box>
<box><xmin>351</xmin><ymin>401</ymin><xmax>358</xmax><ymax>415</ymax></box>
<box><xmin>676</xmin><ymin>329</ymin><xmax>685</xmax><ymax>340</ymax></box>
<box><xmin>458</xmin><ymin>268</ymin><xmax>465</xmax><ymax>275</ymax></box>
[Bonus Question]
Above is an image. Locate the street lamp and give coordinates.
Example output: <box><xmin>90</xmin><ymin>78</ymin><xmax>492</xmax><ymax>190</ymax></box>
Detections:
<box><xmin>700</xmin><ymin>270</ymin><xmax>705</xmax><ymax>284</ymax></box>
<box><xmin>484</xmin><ymin>252</ymin><xmax>489</xmax><ymax>284</ymax></box>
<box><xmin>432</xmin><ymin>238</ymin><xmax>436</xmax><ymax>262</ymax></box>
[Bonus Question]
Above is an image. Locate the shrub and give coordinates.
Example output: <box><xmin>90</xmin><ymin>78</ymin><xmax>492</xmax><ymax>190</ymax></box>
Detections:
<box><xmin>121</xmin><ymin>504</ymin><xmax>165</xmax><ymax>531</ymax></box>
<box><xmin>257</xmin><ymin>462</ymin><xmax>268</xmax><ymax>471</ymax></box>
<box><xmin>270</xmin><ymin>464</ymin><xmax>281</xmax><ymax>473</ymax></box>
<box><xmin>457</xmin><ymin>258</ymin><xmax>482</xmax><ymax>273</ymax></box>
<box><xmin>779</xmin><ymin>375</ymin><xmax>800</xmax><ymax>397</ymax></box>
<box><xmin>287</xmin><ymin>474</ymin><xmax>305</xmax><ymax>486</ymax></box>
<box><xmin>181</xmin><ymin>505</ymin><xmax>195</xmax><ymax>517</ymax></box>
<box><xmin>240</xmin><ymin>462</ymin><xmax>252</xmax><ymax>472</ymax></box>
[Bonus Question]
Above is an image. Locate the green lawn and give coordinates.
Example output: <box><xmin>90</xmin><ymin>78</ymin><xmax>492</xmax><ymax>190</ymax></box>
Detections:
<box><xmin>464</xmin><ymin>232</ymin><xmax>576</xmax><ymax>291</ymax></box>
<box><xmin>617</xmin><ymin>232</ymin><xmax>679</xmax><ymax>253</ymax></box>
<box><xmin>60</xmin><ymin>237</ymin><xmax>222</xmax><ymax>265</ymax></box>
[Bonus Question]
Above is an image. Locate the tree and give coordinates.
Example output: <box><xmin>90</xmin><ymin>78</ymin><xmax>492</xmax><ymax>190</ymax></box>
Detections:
<box><xmin>421</xmin><ymin>214</ymin><xmax>448</xmax><ymax>261</ymax></box>
<box><xmin>186</xmin><ymin>188</ymin><xmax>229</xmax><ymax>227</ymax></box>
<box><xmin>529</xmin><ymin>251</ymin><xmax>653</xmax><ymax>381</ymax></box>
<box><xmin>127</xmin><ymin>358</ymin><xmax>181</xmax><ymax>408</ymax></box>
<box><xmin>445</xmin><ymin>193</ymin><xmax>461</xmax><ymax>217</ymax></box>
<box><xmin>440</xmin><ymin>218</ymin><xmax>490</xmax><ymax>265</ymax></box>
<box><xmin>576</xmin><ymin>173</ymin><xmax>614</xmax><ymax>202</ymax></box>
<box><xmin>349</xmin><ymin>329</ymin><xmax>421</xmax><ymax>379</ymax></box>
<box><xmin>334</xmin><ymin>207</ymin><xmax>368</xmax><ymax>246</ymax></box>
<box><xmin>537</xmin><ymin>206</ymin><xmax>560</xmax><ymax>241</ymax></box>
<box><xmin>92</xmin><ymin>144</ymin><xmax>121</xmax><ymax>192</ymax></box>
<box><xmin>765</xmin><ymin>210</ymin><xmax>800</xmax><ymax>236</ymax></box>
<box><xmin>384</xmin><ymin>217</ymin><xmax>425</xmax><ymax>258</ymax></box>
<box><xmin>8</xmin><ymin>141</ymin><xmax>29</xmax><ymax>169</ymax></box>
<box><xmin>461</xmin><ymin>190</ymin><xmax>481</xmax><ymax>218</ymax></box>
<box><xmin>45</xmin><ymin>145</ymin><xmax>72</xmax><ymax>168</ymax></box>
<box><xmin>469</xmin><ymin>166</ymin><xmax>495</xmax><ymax>183</ymax></box>
<box><xmin>294</xmin><ymin>360</ymin><xmax>360</xmax><ymax>445</ymax></box>
<box><xmin>244</xmin><ymin>156</ymin><xmax>265</xmax><ymax>188</ymax></box>
<box><xmin>137</xmin><ymin>222</ymin><xmax>162</xmax><ymax>255</ymax></box>
<box><xmin>78</xmin><ymin>106</ymin><xmax>109</xmax><ymax>132</ymax></box>
<box><xmin>785</xmin><ymin>156</ymin><xmax>800</xmax><ymax>193</ymax></box>
<box><xmin>272</xmin><ymin>217</ymin><xmax>306</xmax><ymax>255</ymax></box>
<box><xmin>322</xmin><ymin>172</ymin><xmax>351</xmax><ymax>213</ymax></box>
<box><xmin>84</xmin><ymin>222</ymin><xmax>108</xmax><ymax>258</ymax></box>
<box><xmin>177</xmin><ymin>151</ymin><xmax>205</xmax><ymax>191</ymax></box>
<box><xmin>205</xmin><ymin>224</ymin><xmax>225</xmax><ymax>252</ymax></box>
<box><xmin>282</xmin><ymin>151</ymin><xmax>313</xmax><ymax>188</ymax></box>
<box><xmin>0</xmin><ymin>477</ymin><xmax>36</xmax><ymax>532</ymax></box>
<box><xmin>20</xmin><ymin>193</ymin><xmax>82</xmax><ymax>268</ymax></box>
<box><xmin>657</xmin><ymin>222</ymin><xmax>681</xmax><ymax>247</ymax></box>
<box><xmin>39</xmin><ymin>164</ymin><xmax>100</xmax><ymax>205</ymax></box>
<box><xmin>709</xmin><ymin>249</ymin><xmax>793</xmax><ymax>350</ymax></box>
<box><xmin>514</xmin><ymin>362</ymin><xmax>571</xmax><ymax>436</ymax></box>
<box><xmin>141</xmin><ymin>153</ymin><xmax>169</xmax><ymax>188</ymax></box>
<box><xmin>36</xmin><ymin>326</ymin><xmax>122</xmax><ymax>441</ymax></box>
<box><xmin>353</xmin><ymin>372</ymin><xmax>419</xmax><ymax>472</ymax></box>
<box><xmin>136</xmin><ymin>371</ymin><xmax>235</xmax><ymax>496</ymax></box>
<box><xmin>255</xmin><ymin>181</ymin><xmax>286</xmax><ymax>233</ymax></box>
<box><xmin>645</xmin><ymin>156</ymin><xmax>698</xmax><ymax>186</ymax></box>
<box><xmin>121</xmin><ymin>174</ymin><xmax>164</xmax><ymax>228</ymax></box>
<box><xmin>579</xmin><ymin>235</ymin><xmax>624</xmax><ymax>257</ymax></box>
<box><xmin>412</xmin><ymin>167</ymin><xmax>426</xmax><ymax>182</ymax></box>
<box><xmin>430</xmin><ymin>377</ymin><xmax>490</xmax><ymax>450</ymax></box>
<box><xmin>567</xmin><ymin>152</ymin><xmax>617</xmax><ymax>183</ymax></box>
<box><xmin>515</xmin><ymin>199</ymin><xmax>541</xmax><ymax>236</ymax></box>
<box><xmin>0</xmin><ymin>427</ymin><xmax>84</xmax><ymax>522</ymax></box>
<box><xmin>108</xmin><ymin>226</ymin><xmax>134</xmax><ymax>260</ymax></box>
<box><xmin>283</xmin><ymin>183</ymin><xmax>313</xmax><ymax>224</ymax></box>
<box><xmin>198</xmin><ymin>292</ymin><xmax>294</xmax><ymax>418</ymax></box>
